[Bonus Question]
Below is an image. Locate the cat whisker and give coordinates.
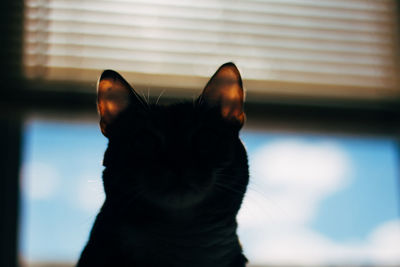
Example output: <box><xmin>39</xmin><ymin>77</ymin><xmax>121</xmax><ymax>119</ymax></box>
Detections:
<box><xmin>214</xmin><ymin>182</ymin><xmax>246</xmax><ymax>196</ymax></box>
<box><xmin>216</xmin><ymin>172</ymin><xmax>285</xmax><ymax>213</ymax></box>
<box><xmin>140</xmin><ymin>91</ymin><xmax>148</xmax><ymax>104</ymax></box>
<box><xmin>214</xmin><ymin>173</ymin><xmax>247</xmax><ymax>185</ymax></box>
<box><xmin>215</xmin><ymin>172</ymin><xmax>286</xmax><ymax>219</ymax></box>
<box><xmin>115</xmin><ymin>185</ymin><xmax>146</xmax><ymax>205</ymax></box>
<box><xmin>192</xmin><ymin>94</ymin><xmax>198</xmax><ymax>105</ymax></box>
<box><xmin>215</xmin><ymin>182</ymin><xmax>277</xmax><ymax>221</ymax></box>
<box><xmin>155</xmin><ymin>89</ymin><xmax>166</xmax><ymax>105</ymax></box>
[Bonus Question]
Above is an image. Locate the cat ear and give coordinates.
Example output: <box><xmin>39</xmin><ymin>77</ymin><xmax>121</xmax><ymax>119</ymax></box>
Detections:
<box><xmin>97</xmin><ymin>70</ymin><xmax>145</xmax><ymax>136</ymax></box>
<box><xmin>200</xmin><ymin>62</ymin><xmax>245</xmax><ymax>126</ymax></box>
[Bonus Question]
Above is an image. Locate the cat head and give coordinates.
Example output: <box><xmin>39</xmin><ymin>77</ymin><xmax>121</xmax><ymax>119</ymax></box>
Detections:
<box><xmin>97</xmin><ymin>63</ymin><xmax>248</xmax><ymax>212</ymax></box>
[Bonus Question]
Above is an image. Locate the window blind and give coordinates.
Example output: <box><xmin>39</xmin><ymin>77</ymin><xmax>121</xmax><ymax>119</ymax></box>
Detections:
<box><xmin>24</xmin><ymin>0</ymin><xmax>399</xmax><ymax>99</ymax></box>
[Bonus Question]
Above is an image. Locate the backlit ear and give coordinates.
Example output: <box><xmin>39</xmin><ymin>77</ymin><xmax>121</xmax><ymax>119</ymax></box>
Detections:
<box><xmin>200</xmin><ymin>62</ymin><xmax>245</xmax><ymax>126</ymax></box>
<box><xmin>97</xmin><ymin>70</ymin><xmax>145</xmax><ymax>136</ymax></box>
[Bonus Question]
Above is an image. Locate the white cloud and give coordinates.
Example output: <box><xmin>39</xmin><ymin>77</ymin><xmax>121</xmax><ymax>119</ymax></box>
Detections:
<box><xmin>368</xmin><ymin>220</ymin><xmax>400</xmax><ymax>265</ymax></box>
<box><xmin>21</xmin><ymin>162</ymin><xmax>60</xmax><ymax>200</ymax></box>
<box><xmin>237</xmin><ymin>139</ymin><xmax>398</xmax><ymax>266</ymax></box>
<box><xmin>239</xmin><ymin>139</ymin><xmax>351</xmax><ymax>227</ymax></box>
<box><xmin>241</xmin><ymin>220</ymin><xmax>400</xmax><ymax>266</ymax></box>
<box><xmin>251</xmin><ymin>140</ymin><xmax>350</xmax><ymax>193</ymax></box>
<box><xmin>76</xmin><ymin>172</ymin><xmax>105</xmax><ymax>212</ymax></box>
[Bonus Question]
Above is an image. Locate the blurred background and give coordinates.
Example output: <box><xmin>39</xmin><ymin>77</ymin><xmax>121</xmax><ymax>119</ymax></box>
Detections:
<box><xmin>1</xmin><ymin>0</ymin><xmax>400</xmax><ymax>267</ymax></box>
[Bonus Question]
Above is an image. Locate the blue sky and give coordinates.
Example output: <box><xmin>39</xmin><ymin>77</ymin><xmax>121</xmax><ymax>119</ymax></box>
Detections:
<box><xmin>20</xmin><ymin>120</ymin><xmax>400</xmax><ymax>265</ymax></box>
<box><xmin>243</xmin><ymin>132</ymin><xmax>399</xmax><ymax>242</ymax></box>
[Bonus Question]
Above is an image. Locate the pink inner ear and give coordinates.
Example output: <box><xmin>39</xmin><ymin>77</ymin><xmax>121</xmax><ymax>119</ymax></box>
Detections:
<box><xmin>98</xmin><ymin>78</ymin><xmax>131</xmax><ymax>123</ymax></box>
<box><xmin>201</xmin><ymin>63</ymin><xmax>245</xmax><ymax>124</ymax></box>
<box><xmin>99</xmin><ymin>81</ymin><xmax>129</xmax><ymax>116</ymax></box>
<box><xmin>220</xmin><ymin>84</ymin><xmax>244</xmax><ymax>119</ymax></box>
<box><xmin>97</xmin><ymin>72</ymin><xmax>133</xmax><ymax>136</ymax></box>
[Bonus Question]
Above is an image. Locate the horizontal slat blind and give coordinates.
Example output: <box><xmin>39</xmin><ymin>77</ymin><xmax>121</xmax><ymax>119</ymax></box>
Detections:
<box><xmin>24</xmin><ymin>0</ymin><xmax>399</xmax><ymax>99</ymax></box>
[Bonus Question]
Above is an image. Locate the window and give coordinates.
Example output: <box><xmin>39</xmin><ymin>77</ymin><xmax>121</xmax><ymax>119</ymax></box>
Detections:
<box><xmin>25</xmin><ymin>0</ymin><xmax>399</xmax><ymax>99</ymax></box>
<box><xmin>20</xmin><ymin>119</ymin><xmax>400</xmax><ymax>266</ymax></box>
<box><xmin>1</xmin><ymin>0</ymin><xmax>398</xmax><ymax>267</ymax></box>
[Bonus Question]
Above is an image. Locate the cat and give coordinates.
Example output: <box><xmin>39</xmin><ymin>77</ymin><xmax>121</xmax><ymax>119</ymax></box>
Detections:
<box><xmin>77</xmin><ymin>62</ymin><xmax>249</xmax><ymax>267</ymax></box>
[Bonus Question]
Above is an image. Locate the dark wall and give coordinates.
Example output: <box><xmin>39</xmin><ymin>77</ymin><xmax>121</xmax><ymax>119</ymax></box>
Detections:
<box><xmin>1</xmin><ymin>1</ymin><xmax>24</xmax><ymax>266</ymax></box>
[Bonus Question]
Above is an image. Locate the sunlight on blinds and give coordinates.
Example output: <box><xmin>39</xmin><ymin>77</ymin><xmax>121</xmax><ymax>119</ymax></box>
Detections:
<box><xmin>24</xmin><ymin>0</ymin><xmax>399</xmax><ymax>99</ymax></box>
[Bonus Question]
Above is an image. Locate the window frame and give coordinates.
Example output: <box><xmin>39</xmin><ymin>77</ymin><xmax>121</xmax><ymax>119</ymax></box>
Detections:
<box><xmin>1</xmin><ymin>1</ymin><xmax>400</xmax><ymax>267</ymax></box>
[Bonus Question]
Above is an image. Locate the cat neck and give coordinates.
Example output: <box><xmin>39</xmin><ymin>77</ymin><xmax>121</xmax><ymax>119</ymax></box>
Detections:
<box><xmin>99</xmin><ymin>198</ymin><xmax>239</xmax><ymax>240</ymax></box>
<box><xmin>82</xmin><ymin>202</ymin><xmax>246</xmax><ymax>267</ymax></box>
<box><xmin>89</xmin><ymin>201</ymin><xmax>245</xmax><ymax>265</ymax></box>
